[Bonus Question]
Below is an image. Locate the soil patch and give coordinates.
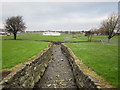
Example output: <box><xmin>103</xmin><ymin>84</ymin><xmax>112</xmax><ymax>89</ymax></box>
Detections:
<box><xmin>0</xmin><ymin>70</ymin><xmax>11</xmax><ymax>81</ymax></box>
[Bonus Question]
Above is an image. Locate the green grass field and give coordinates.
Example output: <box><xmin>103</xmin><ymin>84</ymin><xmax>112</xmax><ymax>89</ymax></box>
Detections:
<box><xmin>2</xmin><ymin>39</ymin><xmax>48</xmax><ymax>69</ymax></box>
<box><xmin>65</xmin><ymin>36</ymin><xmax>118</xmax><ymax>87</ymax></box>
<box><xmin>2</xmin><ymin>33</ymin><xmax>73</xmax><ymax>41</ymax></box>
<box><xmin>2</xmin><ymin>33</ymin><xmax>70</xmax><ymax>70</ymax></box>
<box><xmin>1</xmin><ymin>33</ymin><xmax>119</xmax><ymax>87</ymax></box>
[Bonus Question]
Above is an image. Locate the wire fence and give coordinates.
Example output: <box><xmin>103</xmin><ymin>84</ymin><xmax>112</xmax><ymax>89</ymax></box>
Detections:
<box><xmin>101</xmin><ymin>38</ymin><xmax>118</xmax><ymax>45</ymax></box>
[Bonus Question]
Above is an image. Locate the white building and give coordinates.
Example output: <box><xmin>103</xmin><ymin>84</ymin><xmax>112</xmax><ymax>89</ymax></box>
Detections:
<box><xmin>0</xmin><ymin>29</ymin><xmax>10</xmax><ymax>36</ymax></box>
<box><xmin>43</xmin><ymin>31</ymin><xmax>61</xmax><ymax>36</ymax></box>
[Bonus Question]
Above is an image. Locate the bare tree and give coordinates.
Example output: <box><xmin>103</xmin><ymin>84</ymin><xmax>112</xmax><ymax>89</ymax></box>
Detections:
<box><xmin>94</xmin><ymin>29</ymin><xmax>100</xmax><ymax>35</ymax></box>
<box><xmin>85</xmin><ymin>30</ymin><xmax>94</xmax><ymax>41</ymax></box>
<box><xmin>5</xmin><ymin>16</ymin><xmax>26</xmax><ymax>40</ymax></box>
<box><xmin>101</xmin><ymin>14</ymin><xmax>119</xmax><ymax>43</ymax></box>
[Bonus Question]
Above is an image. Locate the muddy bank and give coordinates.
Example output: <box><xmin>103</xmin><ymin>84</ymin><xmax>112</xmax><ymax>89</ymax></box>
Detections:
<box><xmin>0</xmin><ymin>71</ymin><xmax>11</xmax><ymax>82</ymax></box>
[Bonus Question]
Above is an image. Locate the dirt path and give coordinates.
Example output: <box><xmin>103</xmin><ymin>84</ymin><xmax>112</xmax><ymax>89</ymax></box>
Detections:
<box><xmin>34</xmin><ymin>45</ymin><xmax>78</xmax><ymax>89</ymax></box>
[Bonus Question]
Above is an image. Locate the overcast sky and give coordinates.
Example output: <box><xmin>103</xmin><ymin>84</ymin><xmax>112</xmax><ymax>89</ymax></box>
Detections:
<box><xmin>1</xmin><ymin>2</ymin><xmax>118</xmax><ymax>31</ymax></box>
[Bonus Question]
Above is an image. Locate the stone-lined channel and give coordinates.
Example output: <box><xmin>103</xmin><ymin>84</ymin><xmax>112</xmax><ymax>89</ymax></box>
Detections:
<box><xmin>34</xmin><ymin>44</ymin><xmax>78</xmax><ymax>89</ymax></box>
<box><xmin>1</xmin><ymin>43</ymin><xmax>113</xmax><ymax>89</ymax></box>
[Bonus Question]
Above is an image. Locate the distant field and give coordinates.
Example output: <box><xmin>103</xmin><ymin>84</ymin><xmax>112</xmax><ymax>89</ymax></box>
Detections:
<box><xmin>65</xmin><ymin>36</ymin><xmax>118</xmax><ymax>87</ymax></box>
<box><xmin>2</xmin><ymin>33</ymin><xmax>72</xmax><ymax>41</ymax></box>
<box><xmin>3</xmin><ymin>33</ymin><xmax>114</xmax><ymax>42</ymax></box>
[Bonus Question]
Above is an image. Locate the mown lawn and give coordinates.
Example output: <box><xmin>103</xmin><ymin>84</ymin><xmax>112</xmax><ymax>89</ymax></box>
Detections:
<box><xmin>2</xmin><ymin>40</ymin><xmax>48</xmax><ymax>69</ymax></box>
<box><xmin>1</xmin><ymin>33</ymin><xmax>75</xmax><ymax>70</ymax></box>
<box><xmin>2</xmin><ymin>33</ymin><xmax>119</xmax><ymax>87</ymax></box>
<box><xmin>65</xmin><ymin>36</ymin><xmax>118</xmax><ymax>87</ymax></box>
<box><xmin>2</xmin><ymin>33</ymin><xmax>70</xmax><ymax>69</ymax></box>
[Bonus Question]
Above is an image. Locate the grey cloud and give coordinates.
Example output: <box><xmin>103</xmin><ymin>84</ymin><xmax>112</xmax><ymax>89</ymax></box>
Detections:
<box><xmin>1</xmin><ymin>2</ymin><xmax>118</xmax><ymax>30</ymax></box>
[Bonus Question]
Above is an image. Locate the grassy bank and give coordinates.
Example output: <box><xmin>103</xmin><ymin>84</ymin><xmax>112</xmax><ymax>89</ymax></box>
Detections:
<box><xmin>2</xmin><ymin>39</ymin><xmax>48</xmax><ymax>69</ymax></box>
<box><xmin>65</xmin><ymin>37</ymin><xmax>118</xmax><ymax>87</ymax></box>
